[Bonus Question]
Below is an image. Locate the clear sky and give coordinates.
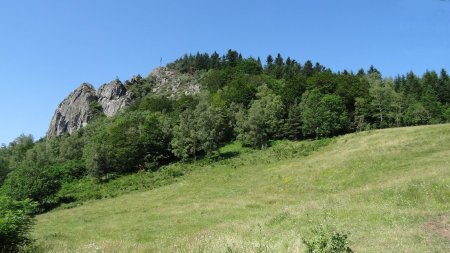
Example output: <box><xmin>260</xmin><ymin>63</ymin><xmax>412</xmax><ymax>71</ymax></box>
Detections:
<box><xmin>0</xmin><ymin>0</ymin><xmax>449</xmax><ymax>145</ymax></box>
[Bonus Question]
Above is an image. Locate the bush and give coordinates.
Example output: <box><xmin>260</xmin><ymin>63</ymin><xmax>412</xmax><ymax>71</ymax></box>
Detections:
<box><xmin>83</xmin><ymin>111</ymin><xmax>173</xmax><ymax>179</ymax></box>
<box><xmin>302</xmin><ymin>225</ymin><xmax>353</xmax><ymax>253</ymax></box>
<box><xmin>2</xmin><ymin>165</ymin><xmax>63</xmax><ymax>209</ymax></box>
<box><xmin>0</xmin><ymin>196</ymin><xmax>37</xmax><ymax>252</ymax></box>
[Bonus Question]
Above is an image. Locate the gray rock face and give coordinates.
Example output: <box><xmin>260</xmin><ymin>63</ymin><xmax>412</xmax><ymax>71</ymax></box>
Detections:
<box><xmin>47</xmin><ymin>80</ymin><xmax>133</xmax><ymax>138</ymax></box>
<box><xmin>47</xmin><ymin>67</ymin><xmax>202</xmax><ymax>138</ymax></box>
<box><xmin>97</xmin><ymin>80</ymin><xmax>132</xmax><ymax>117</ymax></box>
<box><xmin>47</xmin><ymin>83</ymin><xmax>97</xmax><ymax>137</ymax></box>
<box><xmin>150</xmin><ymin>67</ymin><xmax>201</xmax><ymax>97</ymax></box>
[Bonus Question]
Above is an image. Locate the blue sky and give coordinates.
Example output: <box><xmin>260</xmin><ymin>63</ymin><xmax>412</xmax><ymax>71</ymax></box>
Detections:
<box><xmin>0</xmin><ymin>0</ymin><xmax>449</xmax><ymax>145</ymax></box>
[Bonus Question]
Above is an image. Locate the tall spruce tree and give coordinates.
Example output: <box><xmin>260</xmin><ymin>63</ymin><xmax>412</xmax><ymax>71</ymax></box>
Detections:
<box><xmin>438</xmin><ymin>69</ymin><xmax>450</xmax><ymax>104</ymax></box>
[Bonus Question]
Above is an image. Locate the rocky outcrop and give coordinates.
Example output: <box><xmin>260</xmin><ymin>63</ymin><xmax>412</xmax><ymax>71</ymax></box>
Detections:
<box><xmin>150</xmin><ymin>67</ymin><xmax>201</xmax><ymax>97</ymax></box>
<box><xmin>47</xmin><ymin>67</ymin><xmax>202</xmax><ymax>137</ymax></box>
<box><xmin>47</xmin><ymin>81</ymin><xmax>133</xmax><ymax>138</ymax></box>
<box><xmin>47</xmin><ymin>83</ymin><xmax>98</xmax><ymax>137</ymax></box>
<box><xmin>97</xmin><ymin>80</ymin><xmax>132</xmax><ymax>117</ymax></box>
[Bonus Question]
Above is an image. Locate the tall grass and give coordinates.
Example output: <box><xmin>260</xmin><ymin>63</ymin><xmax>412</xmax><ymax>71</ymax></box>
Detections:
<box><xmin>33</xmin><ymin>124</ymin><xmax>450</xmax><ymax>252</ymax></box>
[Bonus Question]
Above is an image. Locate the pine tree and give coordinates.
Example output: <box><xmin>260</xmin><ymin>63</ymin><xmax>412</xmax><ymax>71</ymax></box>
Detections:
<box><xmin>274</xmin><ymin>53</ymin><xmax>284</xmax><ymax>78</ymax></box>
<box><xmin>266</xmin><ymin>54</ymin><xmax>274</xmax><ymax>73</ymax></box>
<box><xmin>438</xmin><ymin>69</ymin><xmax>450</xmax><ymax>104</ymax></box>
<box><xmin>303</xmin><ymin>60</ymin><xmax>314</xmax><ymax>77</ymax></box>
<box><xmin>210</xmin><ymin>51</ymin><xmax>220</xmax><ymax>69</ymax></box>
<box><xmin>226</xmin><ymin>49</ymin><xmax>239</xmax><ymax>67</ymax></box>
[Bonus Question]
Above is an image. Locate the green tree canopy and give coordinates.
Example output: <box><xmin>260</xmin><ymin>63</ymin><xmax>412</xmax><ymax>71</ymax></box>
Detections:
<box><xmin>171</xmin><ymin>96</ymin><xmax>226</xmax><ymax>159</ymax></box>
<box><xmin>301</xmin><ymin>90</ymin><xmax>349</xmax><ymax>138</ymax></box>
<box><xmin>84</xmin><ymin>111</ymin><xmax>173</xmax><ymax>179</ymax></box>
<box><xmin>235</xmin><ymin>85</ymin><xmax>284</xmax><ymax>148</ymax></box>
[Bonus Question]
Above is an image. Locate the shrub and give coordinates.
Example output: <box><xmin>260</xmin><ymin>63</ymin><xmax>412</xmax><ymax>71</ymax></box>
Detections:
<box><xmin>302</xmin><ymin>225</ymin><xmax>353</xmax><ymax>253</ymax></box>
<box><xmin>83</xmin><ymin>111</ymin><xmax>173</xmax><ymax>179</ymax></box>
<box><xmin>0</xmin><ymin>196</ymin><xmax>37</xmax><ymax>252</ymax></box>
<box><xmin>2</xmin><ymin>165</ymin><xmax>63</xmax><ymax>209</ymax></box>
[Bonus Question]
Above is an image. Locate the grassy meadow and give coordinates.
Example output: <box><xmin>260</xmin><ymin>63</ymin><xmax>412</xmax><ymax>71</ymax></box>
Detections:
<box><xmin>33</xmin><ymin>124</ymin><xmax>450</xmax><ymax>252</ymax></box>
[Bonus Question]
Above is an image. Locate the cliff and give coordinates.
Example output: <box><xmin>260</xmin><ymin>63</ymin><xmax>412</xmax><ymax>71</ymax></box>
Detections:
<box><xmin>47</xmin><ymin>67</ymin><xmax>202</xmax><ymax>137</ymax></box>
<box><xmin>47</xmin><ymin>81</ymin><xmax>132</xmax><ymax>137</ymax></box>
<box><xmin>47</xmin><ymin>83</ymin><xmax>98</xmax><ymax>137</ymax></box>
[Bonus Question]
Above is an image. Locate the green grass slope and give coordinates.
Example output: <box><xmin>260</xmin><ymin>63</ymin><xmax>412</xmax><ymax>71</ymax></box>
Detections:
<box><xmin>33</xmin><ymin>124</ymin><xmax>450</xmax><ymax>252</ymax></box>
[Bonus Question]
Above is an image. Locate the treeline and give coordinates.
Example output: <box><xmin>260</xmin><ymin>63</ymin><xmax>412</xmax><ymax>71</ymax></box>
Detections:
<box><xmin>1</xmin><ymin>49</ymin><xmax>450</xmax><ymax>212</ymax></box>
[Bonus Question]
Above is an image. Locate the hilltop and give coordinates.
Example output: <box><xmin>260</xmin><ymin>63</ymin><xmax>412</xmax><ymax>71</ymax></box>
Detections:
<box><xmin>1</xmin><ymin>50</ymin><xmax>450</xmax><ymax>252</ymax></box>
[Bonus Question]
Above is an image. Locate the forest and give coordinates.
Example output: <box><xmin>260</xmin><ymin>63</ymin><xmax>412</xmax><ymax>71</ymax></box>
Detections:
<box><xmin>1</xmin><ymin>50</ymin><xmax>450</xmax><ymax>251</ymax></box>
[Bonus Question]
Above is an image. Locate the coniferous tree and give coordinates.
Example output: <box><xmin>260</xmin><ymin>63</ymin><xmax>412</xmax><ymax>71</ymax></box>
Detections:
<box><xmin>210</xmin><ymin>51</ymin><xmax>220</xmax><ymax>69</ymax></box>
<box><xmin>274</xmin><ymin>53</ymin><xmax>284</xmax><ymax>78</ymax></box>
<box><xmin>303</xmin><ymin>60</ymin><xmax>314</xmax><ymax>77</ymax></box>
<box><xmin>367</xmin><ymin>65</ymin><xmax>380</xmax><ymax>75</ymax></box>
<box><xmin>256</xmin><ymin>57</ymin><xmax>262</xmax><ymax>70</ymax></box>
<box><xmin>336</xmin><ymin>73</ymin><xmax>369</xmax><ymax>112</ymax></box>
<box><xmin>420</xmin><ymin>89</ymin><xmax>442</xmax><ymax>123</ymax></box>
<box><xmin>266</xmin><ymin>54</ymin><xmax>274</xmax><ymax>73</ymax></box>
<box><xmin>437</xmin><ymin>69</ymin><xmax>450</xmax><ymax>104</ymax></box>
<box><xmin>307</xmin><ymin>69</ymin><xmax>337</xmax><ymax>94</ymax></box>
<box><xmin>226</xmin><ymin>49</ymin><xmax>239</xmax><ymax>67</ymax></box>
<box><xmin>422</xmin><ymin>71</ymin><xmax>439</xmax><ymax>94</ymax></box>
<box><xmin>404</xmin><ymin>72</ymin><xmax>422</xmax><ymax>100</ymax></box>
<box><xmin>357</xmin><ymin>68</ymin><xmax>366</xmax><ymax>77</ymax></box>
<box><xmin>314</xmin><ymin>62</ymin><xmax>325</xmax><ymax>73</ymax></box>
<box><xmin>285</xmin><ymin>57</ymin><xmax>292</xmax><ymax>67</ymax></box>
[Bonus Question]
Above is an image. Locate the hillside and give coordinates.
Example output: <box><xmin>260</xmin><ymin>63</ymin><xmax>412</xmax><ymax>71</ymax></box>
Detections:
<box><xmin>33</xmin><ymin>124</ymin><xmax>450</xmax><ymax>252</ymax></box>
<box><xmin>2</xmin><ymin>51</ymin><xmax>450</xmax><ymax>252</ymax></box>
